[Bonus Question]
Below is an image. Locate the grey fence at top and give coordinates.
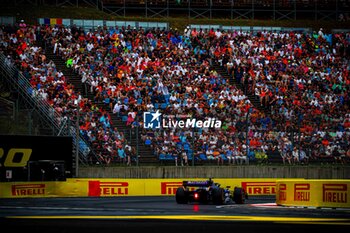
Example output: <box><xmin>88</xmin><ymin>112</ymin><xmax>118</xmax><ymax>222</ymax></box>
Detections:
<box><xmin>0</xmin><ymin>17</ymin><xmax>16</xmax><ymax>26</ymax></box>
<box><xmin>189</xmin><ymin>24</ymin><xmax>312</xmax><ymax>33</ymax></box>
<box><xmin>37</xmin><ymin>18</ymin><xmax>169</xmax><ymax>31</ymax></box>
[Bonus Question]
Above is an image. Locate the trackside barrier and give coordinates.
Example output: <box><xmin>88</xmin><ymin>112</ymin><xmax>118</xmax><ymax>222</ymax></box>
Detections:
<box><xmin>276</xmin><ymin>179</ymin><xmax>350</xmax><ymax>208</ymax></box>
<box><xmin>5</xmin><ymin>178</ymin><xmax>350</xmax><ymax>208</ymax></box>
<box><xmin>1</xmin><ymin>178</ymin><xmax>300</xmax><ymax>198</ymax></box>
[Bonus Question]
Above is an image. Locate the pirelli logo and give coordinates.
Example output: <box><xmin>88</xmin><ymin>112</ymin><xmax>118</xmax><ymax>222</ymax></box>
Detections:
<box><xmin>161</xmin><ymin>182</ymin><xmax>183</xmax><ymax>195</ymax></box>
<box><xmin>323</xmin><ymin>184</ymin><xmax>347</xmax><ymax>203</ymax></box>
<box><xmin>294</xmin><ymin>183</ymin><xmax>310</xmax><ymax>201</ymax></box>
<box><xmin>241</xmin><ymin>182</ymin><xmax>276</xmax><ymax>195</ymax></box>
<box><xmin>12</xmin><ymin>184</ymin><xmax>45</xmax><ymax>196</ymax></box>
<box><xmin>88</xmin><ymin>181</ymin><xmax>129</xmax><ymax>196</ymax></box>
<box><xmin>278</xmin><ymin>183</ymin><xmax>287</xmax><ymax>201</ymax></box>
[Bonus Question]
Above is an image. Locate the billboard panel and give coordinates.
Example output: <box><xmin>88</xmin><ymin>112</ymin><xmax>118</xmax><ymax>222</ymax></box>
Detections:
<box><xmin>0</xmin><ymin>135</ymin><xmax>73</xmax><ymax>181</ymax></box>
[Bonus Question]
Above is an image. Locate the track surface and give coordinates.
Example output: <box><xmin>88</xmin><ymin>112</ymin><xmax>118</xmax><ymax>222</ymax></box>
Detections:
<box><xmin>0</xmin><ymin>196</ymin><xmax>349</xmax><ymax>233</ymax></box>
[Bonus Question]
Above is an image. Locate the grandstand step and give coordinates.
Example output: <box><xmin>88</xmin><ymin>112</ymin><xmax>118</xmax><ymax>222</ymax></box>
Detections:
<box><xmin>212</xmin><ymin>62</ymin><xmax>270</xmax><ymax>114</ymax></box>
<box><xmin>44</xmin><ymin>47</ymin><xmax>84</xmax><ymax>94</ymax></box>
<box><xmin>75</xmin><ymin>74</ymin><xmax>158</xmax><ymax>164</ymax></box>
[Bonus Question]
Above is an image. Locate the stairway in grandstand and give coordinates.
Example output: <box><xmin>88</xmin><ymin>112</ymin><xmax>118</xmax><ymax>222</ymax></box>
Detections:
<box><xmin>212</xmin><ymin>63</ymin><xmax>270</xmax><ymax>114</ymax></box>
<box><xmin>43</xmin><ymin>45</ymin><xmax>156</xmax><ymax>165</ymax></box>
<box><xmin>83</xmin><ymin>98</ymin><xmax>156</xmax><ymax>165</ymax></box>
<box><xmin>107</xmin><ymin>112</ymin><xmax>157</xmax><ymax>165</ymax></box>
<box><xmin>43</xmin><ymin>49</ymin><xmax>84</xmax><ymax>95</ymax></box>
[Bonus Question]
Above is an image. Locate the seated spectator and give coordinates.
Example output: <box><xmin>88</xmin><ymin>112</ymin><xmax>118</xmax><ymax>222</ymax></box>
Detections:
<box><xmin>226</xmin><ymin>148</ymin><xmax>234</xmax><ymax>165</ymax></box>
<box><xmin>332</xmin><ymin>145</ymin><xmax>344</xmax><ymax>164</ymax></box>
<box><xmin>240</xmin><ymin>149</ymin><xmax>249</xmax><ymax>165</ymax></box>
<box><xmin>345</xmin><ymin>147</ymin><xmax>350</xmax><ymax>164</ymax></box>
<box><xmin>206</xmin><ymin>148</ymin><xmax>215</xmax><ymax>160</ymax></box>
<box><xmin>170</xmin><ymin>146</ymin><xmax>180</xmax><ymax>166</ymax></box>
<box><xmin>234</xmin><ymin>147</ymin><xmax>245</xmax><ymax>165</ymax></box>
<box><xmin>213</xmin><ymin>149</ymin><xmax>223</xmax><ymax>165</ymax></box>
<box><xmin>255</xmin><ymin>147</ymin><xmax>268</xmax><ymax>164</ymax></box>
<box><xmin>126</xmin><ymin>112</ymin><xmax>134</xmax><ymax>126</ymax></box>
<box><xmin>118</xmin><ymin>146</ymin><xmax>126</xmax><ymax>164</ymax></box>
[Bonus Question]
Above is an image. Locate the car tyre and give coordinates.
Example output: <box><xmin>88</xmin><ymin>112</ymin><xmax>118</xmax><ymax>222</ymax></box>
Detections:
<box><xmin>176</xmin><ymin>187</ymin><xmax>188</xmax><ymax>204</ymax></box>
<box><xmin>233</xmin><ymin>187</ymin><xmax>246</xmax><ymax>204</ymax></box>
<box><xmin>212</xmin><ymin>187</ymin><xmax>225</xmax><ymax>205</ymax></box>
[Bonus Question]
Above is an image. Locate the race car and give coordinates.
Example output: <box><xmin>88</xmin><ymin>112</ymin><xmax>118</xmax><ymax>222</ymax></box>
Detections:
<box><xmin>175</xmin><ymin>178</ymin><xmax>247</xmax><ymax>205</ymax></box>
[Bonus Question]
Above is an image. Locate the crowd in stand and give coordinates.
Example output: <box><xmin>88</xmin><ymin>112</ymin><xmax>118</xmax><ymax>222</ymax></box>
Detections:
<box><xmin>206</xmin><ymin>27</ymin><xmax>350</xmax><ymax>163</ymax></box>
<box><xmin>0</xmin><ymin>22</ymin><xmax>134</xmax><ymax>165</ymax></box>
<box><xmin>1</xmin><ymin>21</ymin><xmax>350</xmax><ymax>166</ymax></box>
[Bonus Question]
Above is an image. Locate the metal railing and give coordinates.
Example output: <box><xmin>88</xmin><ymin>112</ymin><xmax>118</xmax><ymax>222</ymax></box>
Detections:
<box><xmin>0</xmin><ymin>53</ymin><xmax>93</xmax><ymax>166</ymax></box>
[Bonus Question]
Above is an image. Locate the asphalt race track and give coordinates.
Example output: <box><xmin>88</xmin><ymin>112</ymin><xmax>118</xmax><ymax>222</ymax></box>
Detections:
<box><xmin>0</xmin><ymin>196</ymin><xmax>349</xmax><ymax>233</ymax></box>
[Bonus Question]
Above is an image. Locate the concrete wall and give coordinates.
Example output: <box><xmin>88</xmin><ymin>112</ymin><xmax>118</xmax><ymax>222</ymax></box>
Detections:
<box><xmin>78</xmin><ymin>166</ymin><xmax>350</xmax><ymax>179</ymax></box>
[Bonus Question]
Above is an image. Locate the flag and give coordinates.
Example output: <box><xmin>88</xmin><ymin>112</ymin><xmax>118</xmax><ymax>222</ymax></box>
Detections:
<box><xmin>44</xmin><ymin>18</ymin><xmax>50</xmax><ymax>25</ymax></box>
<box><xmin>50</xmin><ymin>18</ymin><xmax>57</xmax><ymax>25</ymax></box>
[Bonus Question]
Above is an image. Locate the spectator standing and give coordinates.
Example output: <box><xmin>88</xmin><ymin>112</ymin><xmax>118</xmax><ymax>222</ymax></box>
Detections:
<box><xmin>181</xmin><ymin>149</ymin><xmax>188</xmax><ymax>166</ymax></box>
<box><xmin>125</xmin><ymin>144</ymin><xmax>132</xmax><ymax>166</ymax></box>
<box><xmin>292</xmin><ymin>147</ymin><xmax>300</xmax><ymax>164</ymax></box>
<box><xmin>299</xmin><ymin>148</ymin><xmax>309</xmax><ymax>165</ymax></box>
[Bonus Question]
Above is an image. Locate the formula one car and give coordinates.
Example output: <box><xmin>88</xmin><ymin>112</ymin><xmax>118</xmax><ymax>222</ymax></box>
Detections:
<box><xmin>175</xmin><ymin>178</ymin><xmax>247</xmax><ymax>205</ymax></box>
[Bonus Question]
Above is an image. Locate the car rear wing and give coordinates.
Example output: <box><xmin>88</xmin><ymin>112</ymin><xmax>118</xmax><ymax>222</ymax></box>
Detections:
<box><xmin>183</xmin><ymin>180</ymin><xmax>213</xmax><ymax>187</ymax></box>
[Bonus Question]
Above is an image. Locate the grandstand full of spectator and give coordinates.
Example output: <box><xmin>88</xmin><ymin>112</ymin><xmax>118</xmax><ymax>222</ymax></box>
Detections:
<box><xmin>1</xmin><ymin>21</ymin><xmax>349</xmax><ymax>166</ymax></box>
